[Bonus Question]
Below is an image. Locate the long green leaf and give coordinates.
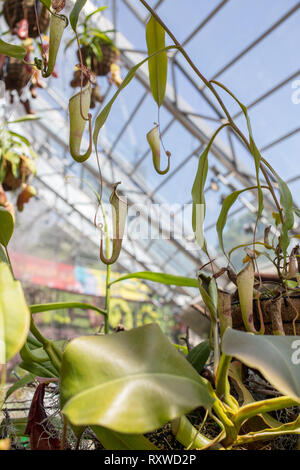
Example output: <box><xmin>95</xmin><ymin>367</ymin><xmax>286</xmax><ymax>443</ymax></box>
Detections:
<box><xmin>0</xmin><ymin>39</ymin><xmax>26</xmax><ymax>61</ymax></box>
<box><xmin>0</xmin><ymin>207</ymin><xmax>14</xmax><ymax>247</ymax></box>
<box><xmin>61</xmin><ymin>324</ymin><xmax>214</xmax><ymax>433</ymax></box>
<box><xmin>93</xmin><ymin>45</ymin><xmax>178</xmax><ymax>150</ymax></box>
<box><xmin>109</xmin><ymin>271</ymin><xmax>198</xmax><ymax>288</ymax></box>
<box><xmin>216</xmin><ymin>186</ymin><xmax>258</xmax><ymax>256</ymax></box>
<box><xmin>84</xmin><ymin>6</ymin><xmax>107</xmax><ymax>23</ymax></box>
<box><xmin>146</xmin><ymin>15</ymin><xmax>167</xmax><ymax>107</ymax></box>
<box><xmin>30</xmin><ymin>301</ymin><xmax>106</xmax><ymax>316</ymax></box>
<box><xmin>211</xmin><ymin>81</ymin><xmax>264</xmax><ymax>219</ymax></box>
<box><xmin>222</xmin><ymin>328</ymin><xmax>300</xmax><ymax>402</ymax></box>
<box><xmin>70</xmin><ymin>0</ymin><xmax>87</xmax><ymax>32</ymax></box>
<box><xmin>186</xmin><ymin>340</ymin><xmax>211</xmax><ymax>374</ymax></box>
<box><xmin>7</xmin><ymin>115</ymin><xmax>40</xmax><ymax>124</ymax></box>
<box><xmin>277</xmin><ymin>176</ymin><xmax>294</xmax><ymax>257</ymax></box>
<box><xmin>191</xmin><ymin>123</ymin><xmax>229</xmax><ymax>248</ymax></box>
<box><xmin>5</xmin><ymin>373</ymin><xmax>35</xmax><ymax>400</ymax></box>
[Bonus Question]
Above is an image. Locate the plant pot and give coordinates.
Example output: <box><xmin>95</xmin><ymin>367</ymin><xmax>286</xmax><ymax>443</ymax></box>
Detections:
<box><xmin>2</xmin><ymin>159</ymin><xmax>32</xmax><ymax>191</ymax></box>
<box><xmin>4</xmin><ymin>57</ymin><xmax>32</xmax><ymax>92</ymax></box>
<box><xmin>231</xmin><ymin>296</ymin><xmax>300</xmax><ymax>335</ymax></box>
<box><xmin>79</xmin><ymin>44</ymin><xmax>119</xmax><ymax>76</ymax></box>
<box><xmin>3</xmin><ymin>0</ymin><xmax>50</xmax><ymax>38</ymax></box>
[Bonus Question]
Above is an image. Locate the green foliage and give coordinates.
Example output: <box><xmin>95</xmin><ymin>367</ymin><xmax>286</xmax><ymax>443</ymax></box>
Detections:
<box><xmin>60</xmin><ymin>323</ymin><xmax>214</xmax><ymax>433</ymax></box>
<box><xmin>186</xmin><ymin>340</ymin><xmax>210</xmax><ymax>374</ymax></box>
<box><xmin>0</xmin><ymin>262</ymin><xmax>30</xmax><ymax>362</ymax></box>
<box><xmin>146</xmin><ymin>15</ymin><xmax>167</xmax><ymax>107</ymax></box>
<box><xmin>110</xmin><ymin>271</ymin><xmax>199</xmax><ymax>288</ymax></box>
<box><xmin>222</xmin><ymin>328</ymin><xmax>300</xmax><ymax>403</ymax></box>
<box><xmin>0</xmin><ymin>39</ymin><xmax>26</xmax><ymax>61</ymax></box>
<box><xmin>0</xmin><ymin>207</ymin><xmax>14</xmax><ymax>247</ymax></box>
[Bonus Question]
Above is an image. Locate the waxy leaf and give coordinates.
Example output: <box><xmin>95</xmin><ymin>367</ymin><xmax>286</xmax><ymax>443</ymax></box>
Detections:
<box><xmin>40</xmin><ymin>0</ymin><xmax>51</xmax><ymax>10</ymax></box>
<box><xmin>109</xmin><ymin>271</ymin><xmax>198</xmax><ymax>288</ymax></box>
<box><xmin>191</xmin><ymin>123</ymin><xmax>229</xmax><ymax>248</ymax></box>
<box><xmin>70</xmin><ymin>0</ymin><xmax>87</xmax><ymax>32</ymax></box>
<box><xmin>186</xmin><ymin>340</ymin><xmax>210</xmax><ymax>374</ymax></box>
<box><xmin>92</xmin><ymin>425</ymin><xmax>158</xmax><ymax>450</ymax></box>
<box><xmin>69</xmin><ymin>84</ymin><xmax>92</xmax><ymax>162</ymax></box>
<box><xmin>146</xmin><ymin>15</ymin><xmax>167</xmax><ymax>107</ymax></box>
<box><xmin>222</xmin><ymin>328</ymin><xmax>300</xmax><ymax>403</ymax></box>
<box><xmin>0</xmin><ymin>207</ymin><xmax>14</xmax><ymax>247</ymax></box>
<box><xmin>216</xmin><ymin>186</ymin><xmax>259</xmax><ymax>256</ymax></box>
<box><xmin>61</xmin><ymin>323</ymin><xmax>214</xmax><ymax>433</ymax></box>
<box><xmin>0</xmin><ymin>261</ymin><xmax>30</xmax><ymax>362</ymax></box>
<box><xmin>0</xmin><ymin>39</ymin><xmax>26</xmax><ymax>61</ymax></box>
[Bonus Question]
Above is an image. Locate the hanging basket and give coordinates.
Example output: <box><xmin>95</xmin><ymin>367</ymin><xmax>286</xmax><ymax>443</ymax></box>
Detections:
<box><xmin>231</xmin><ymin>295</ymin><xmax>300</xmax><ymax>335</ymax></box>
<box><xmin>79</xmin><ymin>44</ymin><xmax>119</xmax><ymax>77</ymax></box>
<box><xmin>2</xmin><ymin>159</ymin><xmax>32</xmax><ymax>191</ymax></box>
<box><xmin>4</xmin><ymin>57</ymin><xmax>32</xmax><ymax>92</ymax></box>
<box><xmin>3</xmin><ymin>0</ymin><xmax>50</xmax><ymax>38</ymax></box>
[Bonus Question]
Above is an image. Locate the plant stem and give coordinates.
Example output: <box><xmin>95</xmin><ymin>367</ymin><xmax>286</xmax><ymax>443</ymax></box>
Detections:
<box><xmin>99</xmin><ymin>200</ymin><xmax>111</xmax><ymax>334</ymax></box>
<box><xmin>0</xmin><ymin>364</ymin><xmax>6</xmax><ymax>411</ymax></box>
<box><xmin>138</xmin><ymin>0</ymin><xmax>283</xmax><ymax>222</ymax></box>
<box><xmin>215</xmin><ymin>354</ymin><xmax>238</xmax><ymax>411</ymax></box>
<box><xmin>4</xmin><ymin>246</ymin><xmax>14</xmax><ymax>279</ymax></box>
<box><xmin>233</xmin><ymin>396</ymin><xmax>299</xmax><ymax>431</ymax></box>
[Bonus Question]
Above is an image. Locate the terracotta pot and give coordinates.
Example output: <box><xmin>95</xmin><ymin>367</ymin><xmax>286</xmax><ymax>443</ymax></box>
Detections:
<box><xmin>3</xmin><ymin>0</ymin><xmax>50</xmax><ymax>38</ymax></box>
<box><xmin>2</xmin><ymin>159</ymin><xmax>31</xmax><ymax>191</ymax></box>
<box><xmin>231</xmin><ymin>296</ymin><xmax>300</xmax><ymax>335</ymax></box>
<box><xmin>4</xmin><ymin>57</ymin><xmax>32</xmax><ymax>92</ymax></box>
<box><xmin>79</xmin><ymin>44</ymin><xmax>119</xmax><ymax>76</ymax></box>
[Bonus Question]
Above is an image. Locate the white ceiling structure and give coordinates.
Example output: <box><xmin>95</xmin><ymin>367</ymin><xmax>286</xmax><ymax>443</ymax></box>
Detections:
<box><xmin>2</xmin><ymin>0</ymin><xmax>300</xmax><ymax>311</ymax></box>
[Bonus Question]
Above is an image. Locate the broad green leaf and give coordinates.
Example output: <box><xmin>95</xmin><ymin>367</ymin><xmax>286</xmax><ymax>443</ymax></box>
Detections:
<box><xmin>191</xmin><ymin>123</ymin><xmax>229</xmax><ymax>248</ymax></box>
<box><xmin>69</xmin><ymin>84</ymin><xmax>92</xmax><ymax>162</ymax></box>
<box><xmin>146</xmin><ymin>15</ymin><xmax>167</xmax><ymax>107</ymax></box>
<box><xmin>30</xmin><ymin>301</ymin><xmax>106</xmax><ymax>317</ymax></box>
<box><xmin>42</xmin><ymin>13</ymin><xmax>67</xmax><ymax>78</ymax></box>
<box><xmin>0</xmin><ymin>39</ymin><xmax>26</xmax><ymax>61</ymax></box>
<box><xmin>0</xmin><ymin>262</ymin><xmax>30</xmax><ymax>362</ymax></box>
<box><xmin>278</xmin><ymin>176</ymin><xmax>294</xmax><ymax>257</ymax></box>
<box><xmin>5</xmin><ymin>373</ymin><xmax>35</xmax><ymax>400</ymax></box>
<box><xmin>7</xmin><ymin>115</ymin><xmax>40</xmax><ymax>124</ymax></box>
<box><xmin>212</xmin><ymin>81</ymin><xmax>263</xmax><ymax>219</ymax></box>
<box><xmin>109</xmin><ymin>271</ymin><xmax>198</xmax><ymax>288</ymax></box>
<box><xmin>222</xmin><ymin>328</ymin><xmax>300</xmax><ymax>402</ymax></box>
<box><xmin>93</xmin><ymin>45</ymin><xmax>178</xmax><ymax>150</ymax></box>
<box><xmin>70</xmin><ymin>0</ymin><xmax>87</xmax><ymax>32</ymax></box>
<box><xmin>61</xmin><ymin>323</ymin><xmax>214</xmax><ymax>433</ymax></box>
<box><xmin>0</xmin><ymin>206</ymin><xmax>14</xmax><ymax>247</ymax></box>
<box><xmin>186</xmin><ymin>340</ymin><xmax>210</xmax><ymax>374</ymax></box>
<box><xmin>92</xmin><ymin>425</ymin><xmax>158</xmax><ymax>450</ymax></box>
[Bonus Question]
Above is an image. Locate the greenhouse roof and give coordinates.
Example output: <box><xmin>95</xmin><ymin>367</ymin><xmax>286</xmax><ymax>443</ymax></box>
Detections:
<box><xmin>3</xmin><ymin>0</ymin><xmax>300</xmax><ymax>310</ymax></box>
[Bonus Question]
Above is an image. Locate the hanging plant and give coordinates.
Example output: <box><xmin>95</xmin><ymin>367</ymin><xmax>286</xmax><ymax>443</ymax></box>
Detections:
<box><xmin>66</xmin><ymin>6</ymin><xmax>122</xmax><ymax>104</ymax></box>
<box><xmin>3</xmin><ymin>0</ymin><xmax>50</xmax><ymax>40</ymax></box>
<box><xmin>0</xmin><ymin>123</ymin><xmax>37</xmax><ymax>212</ymax></box>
